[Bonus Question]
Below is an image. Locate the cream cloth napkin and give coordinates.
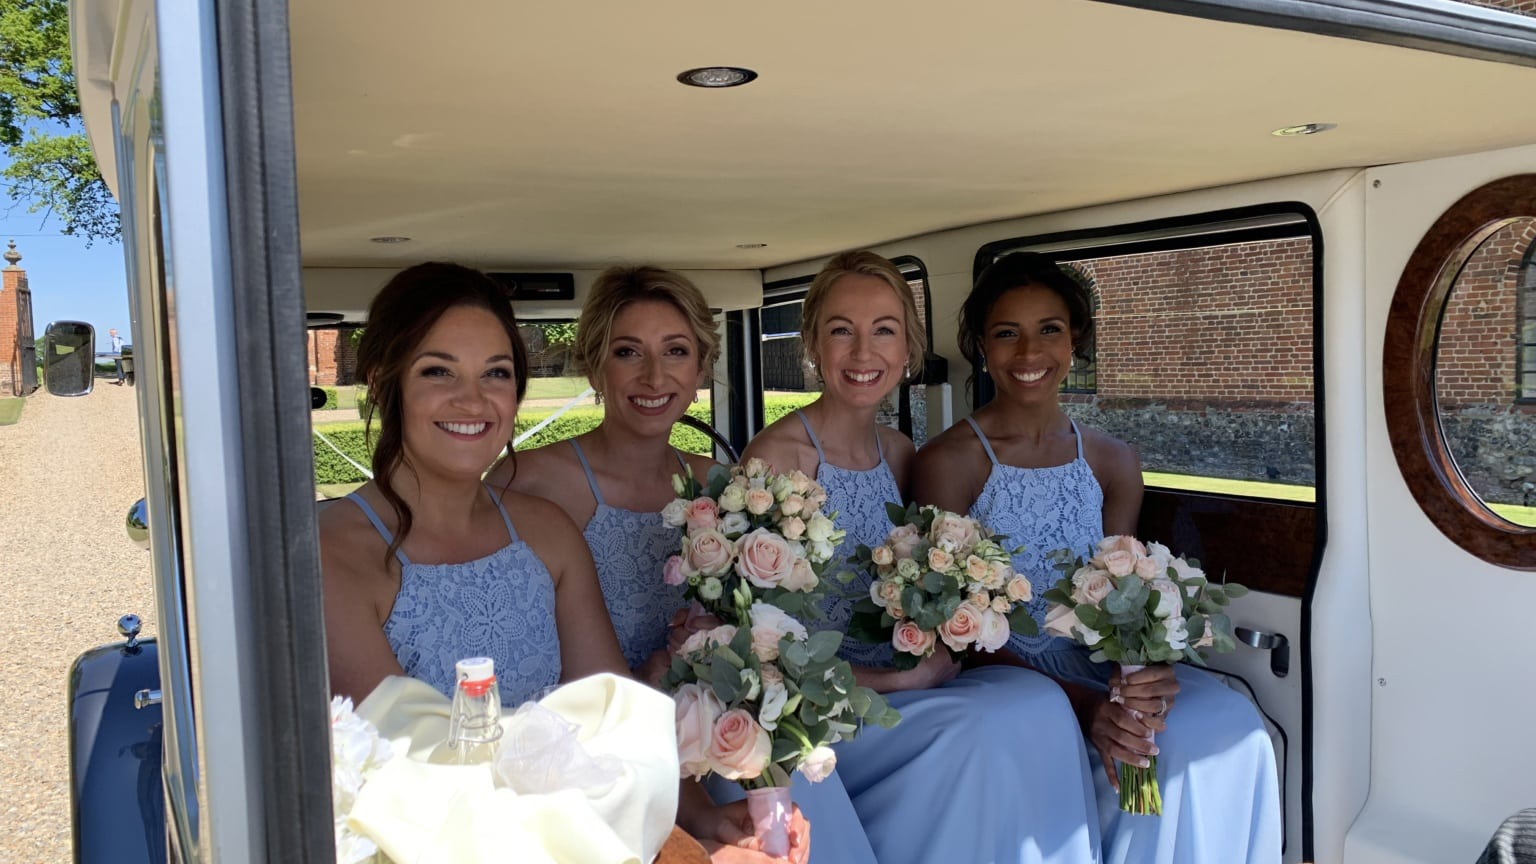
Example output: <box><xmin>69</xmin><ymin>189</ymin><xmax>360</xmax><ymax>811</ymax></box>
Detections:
<box><xmin>349</xmin><ymin>673</ymin><xmax>679</xmax><ymax>864</ymax></box>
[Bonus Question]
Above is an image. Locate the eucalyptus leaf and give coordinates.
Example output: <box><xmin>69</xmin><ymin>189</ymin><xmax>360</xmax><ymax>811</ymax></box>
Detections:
<box><xmin>886</xmin><ymin>502</ymin><xmax>908</xmax><ymax>527</ymax></box>
<box><xmin>1007</xmin><ymin>606</ymin><xmax>1039</xmax><ymax>636</ymax></box>
<box><xmin>807</xmin><ymin>630</ymin><xmax>844</xmax><ymax>663</ymax></box>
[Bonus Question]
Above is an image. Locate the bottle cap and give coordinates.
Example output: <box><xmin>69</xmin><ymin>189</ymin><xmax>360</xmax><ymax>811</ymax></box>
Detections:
<box><xmin>456</xmin><ymin>657</ymin><xmax>495</xmax><ymax>685</ymax></box>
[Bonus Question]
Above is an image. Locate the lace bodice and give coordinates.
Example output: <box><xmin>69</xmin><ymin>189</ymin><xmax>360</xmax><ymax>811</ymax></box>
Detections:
<box><xmin>348</xmin><ymin>487</ymin><xmax>562</xmax><ymax>706</ymax></box>
<box><xmin>796</xmin><ymin>412</ymin><xmax>903</xmax><ymax>668</ymax></box>
<box><xmin>963</xmin><ymin>417</ymin><xmax>1105</xmax><ymax>656</ymax></box>
<box><xmin>570</xmin><ymin>439</ymin><xmax>688</xmax><ymax>669</ymax></box>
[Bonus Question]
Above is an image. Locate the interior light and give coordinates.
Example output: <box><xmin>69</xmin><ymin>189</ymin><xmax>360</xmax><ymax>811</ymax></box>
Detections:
<box><xmin>1271</xmin><ymin>123</ymin><xmax>1337</xmax><ymax>137</ymax></box>
<box><xmin>369</xmin><ymin>236</ymin><xmax>411</xmax><ymax>244</ymax></box>
<box><xmin>736</xmin><ymin>243</ymin><xmax>768</xmax><ymax>249</ymax></box>
<box><xmin>678</xmin><ymin>67</ymin><xmax>758</xmax><ymax>88</ymax></box>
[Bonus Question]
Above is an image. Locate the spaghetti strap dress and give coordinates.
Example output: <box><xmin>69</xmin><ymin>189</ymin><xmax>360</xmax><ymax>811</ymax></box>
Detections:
<box><xmin>964</xmin><ymin>416</ymin><xmax>1282</xmax><ymax>864</ymax></box>
<box><xmin>570</xmin><ymin>439</ymin><xmax>877</xmax><ymax>864</ymax></box>
<box><xmin>348</xmin><ymin>484</ymin><xmax>562</xmax><ymax>706</ymax></box>
<box><xmin>798</xmin><ymin>411</ymin><xmax>1102</xmax><ymax>864</ymax></box>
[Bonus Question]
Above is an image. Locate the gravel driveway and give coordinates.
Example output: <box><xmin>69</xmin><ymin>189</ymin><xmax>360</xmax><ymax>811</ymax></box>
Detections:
<box><xmin>0</xmin><ymin>385</ymin><xmax>154</xmax><ymax>864</ymax></box>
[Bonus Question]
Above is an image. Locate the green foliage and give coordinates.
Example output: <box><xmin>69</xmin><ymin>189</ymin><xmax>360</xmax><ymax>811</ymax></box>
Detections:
<box><xmin>317</xmin><ymin>387</ymin><xmax>338</xmax><ymax>410</ymax></box>
<box><xmin>535</xmin><ymin>321</ymin><xmax>578</xmax><ymax>347</ymax></box>
<box><xmin>0</xmin><ymin>0</ymin><xmax>118</xmax><ymax>243</ymax></box>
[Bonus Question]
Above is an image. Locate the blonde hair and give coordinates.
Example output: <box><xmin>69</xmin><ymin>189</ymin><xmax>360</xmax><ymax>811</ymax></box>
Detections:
<box><xmin>801</xmin><ymin>251</ymin><xmax>925</xmax><ymax>378</ymax></box>
<box><xmin>571</xmin><ymin>265</ymin><xmax>722</xmax><ymax>385</ymax></box>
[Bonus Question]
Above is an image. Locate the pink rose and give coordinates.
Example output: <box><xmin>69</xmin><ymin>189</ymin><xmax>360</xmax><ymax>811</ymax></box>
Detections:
<box><xmin>887</xmin><ymin>524</ymin><xmax>922</xmax><ymax>560</ymax></box>
<box><xmin>745</xmin><ymin>488</ymin><xmax>775</xmax><ymax>516</ymax></box>
<box><xmin>1099</xmin><ymin>549</ymin><xmax>1135</xmax><ymax>578</ymax></box>
<box><xmin>735</xmin><ymin>529</ymin><xmax>796</xmax><ymax>588</ymax></box>
<box><xmin>1134</xmin><ymin>554</ymin><xmax>1161</xmax><ymax>580</ymax></box>
<box><xmin>938</xmin><ymin>602</ymin><xmax>984</xmax><ymax>652</ymax></box>
<box><xmin>1043</xmin><ymin>603</ymin><xmax>1081</xmax><ymax>638</ymax></box>
<box><xmin>675</xmin><ymin>683</ymin><xmax>725</xmax><ymax>779</ymax></box>
<box><xmin>1070</xmin><ymin>567</ymin><xmax>1114</xmax><ymax>605</ymax></box>
<box><xmin>684</xmin><ymin>498</ymin><xmax>720</xmax><ymax>533</ymax></box>
<box><xmin>871</xmin><ymin>545</ymin><xmax>895</xmax><ymax>567</ymax></box>
<box><xmin>780</xmin><ymin>557</ymin><xmax>818</xmax><ymax>592</ymax></box>
<box><xmin>707</xmin><ymin>709</ymin><xmax>771</xmax><ymax>780</ymax></box>
<box><xmin>662</xmin><ymin>554</ymin><xmax>685</xmax><ymax>586</ymax></box>
<box><xmin>976</xmin><ymin>608</ymin><xmax>1011</xmax><ymax>652</ymax></box>
<box><xmin>930</xmin><ymin>512</ymin><xmax>982</xmax><ymax>554</ymax></box>
<box><xmin>1005</xmin><ymin>576</ymin><xmax>1033</xmax><ymax>603</ymax></box>
<box><xmin>891</xmin><ymin>619</ymin><xmax>935</xmax><ymax>656</ymax></box>
<box><xmin>1098</xmin><ymin>535</ymin><xmax>1148</xmax><ymax>558</ymax></box>
<box><xmin>683</xmin><ymin>529</ymin><xmax>734</xmax><ymax>578</ymax></box>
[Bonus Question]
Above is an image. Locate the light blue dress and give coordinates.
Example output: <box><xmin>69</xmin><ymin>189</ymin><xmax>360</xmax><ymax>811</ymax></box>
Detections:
<box><xmin>349</xmin><ymin>485</ymin><xmax>562</xmax><ymax>707</ymax></box>
<box><xmin>800</xmin><ymin>411</ymin><xmax>1102</xmax><ymax>864</ymax></box>
<box><xmin>964</xmin><ymin>416</ymin><xmax>1283</xmax><ymax>864</ymax></box>
<box><xmin>569</xmin><ymin>439</ymin><xmax>877</xmax><ymax>864</ymax></box>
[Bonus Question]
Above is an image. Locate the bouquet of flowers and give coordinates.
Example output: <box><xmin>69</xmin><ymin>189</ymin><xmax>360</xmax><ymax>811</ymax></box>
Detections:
<box><xmin>1041</xmin><ymin>535</ymin><xmax>1247</xmax><ymax>814</ymax></box>
<box><xmin>845</xmin><ymin>503</ymin><xmax>1038</xmax><ymax>670</ymax></box>
<box><xmin>659</xmin><ymin>459</ymin><xmax>898</xmax><ymax>855</ymax></box>
<box><xmin>330</xmin><ymin>696</ymin><xmax>394</xmax><ymax>864</ymax></box>
<box><xmin>660</xmin><ymin>458</ymin><xmax>842</xmax><ymax>621</ymax></box>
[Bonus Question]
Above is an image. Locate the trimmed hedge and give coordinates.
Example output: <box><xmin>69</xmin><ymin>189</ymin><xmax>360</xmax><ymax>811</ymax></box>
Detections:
<box><xmin>311</xmin><ymin>393</ymin><xmax>823</xmax><ymax>486</ymax></box>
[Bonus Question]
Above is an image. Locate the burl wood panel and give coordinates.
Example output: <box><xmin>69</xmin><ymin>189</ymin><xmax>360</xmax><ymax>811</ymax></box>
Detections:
<box><xmin>1138</xmin><ymin>489</ymin><xmax>1315</xmax><ymax>597</ymax></box>
<box><xmin>1382</xmin><ymin>174</ymin><xmax>1536</xmax><ymax>571</ymax></box>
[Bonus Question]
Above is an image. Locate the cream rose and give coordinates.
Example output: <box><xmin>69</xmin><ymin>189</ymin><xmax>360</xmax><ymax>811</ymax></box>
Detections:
<box><xmin>938</xmin><ymin>602</ymin><xmax>984</xmax><ymax>652</ymax></box>
<box><xmin>1099</xmin><ymin>549</ymin><xmax>1136</xmax><ymax>577</ymax></box>
<box><xmin>891</xmin><ymin>618</ymin><xmax>935</xmax><ymax>656</ymax></box>
<box><xmin>1042</xmin><ymin>604</ymin><xmax>1081</xmax><ymax>638</ymax></box>
<box><xmin>1149</xmin><ymin>578</ymin><xmax>1183</xmax><ymax>619</ymax></box>
<box><xmin>871</xmin><ymin>545</ymin><xmax>895</xmax><ymax>567</ymax></box>
<box><xmin>800</xmin><ymin>745</ymin><xmax>838</xmax><ymax>783</ymax></box>
<box><xmin>735</xmin><ymin>529</ymin><xmax>796</xmax><ymax>588</ymax></box>
<box><xmin>660</xmin><ymin>498</ymin><xmax>689</xmax><ymax>528</ymax></box>
<box><xmin>745</xmin><ymin>488</ymin><xmax>775</xmax><ymax>516</ymax></box>
<box><xmin>1098</xmin><ymin>535</ymin><xmax>1148</xmax><ymax>558</ymax></box>
<box><xmin>781</xmin><ymin>557</ymin><xmax>818</xmax><ymax>592</ymax></box>
<box><xmin>1070</xmin><ymin>567</ymin><xmax>1114</xmax><ymax>605</ymax></box>
<box><xmin>679</xmin><ymin>623</ymin><xmax>738</xmax><ymax>656</ymax></box>
<box><xmin>1006</xmin><ymin>576</ymin><xmax>1033</xmax><ymax>603</ymax></box>
<box><xmin>927</xmin><ymin>546</ymin><xmax>955</xmax><ymax>573</ymax></box>
<box><xmin>1133</xmin><ymin>554</ymin><xmax>1161</xmax><ymax>581</ymax></box>
<box><xmin>780</xmin><ymin>493</ymin><xmax>806</xmax><ymax>516</ymax></box>
<box><xmin>965</xmin><ymin>555</ymin><xmax>991</xmax><ymax>582</ymax></box>
<box><xmin>742</xmin><ymin>457</ymin><xmax>770</xmax><ymax>478</ymax></box>
<box><xmin>989</xmin><ymin>560</ymin><xmax>1012</xmax><ymax>588</ymax></box>
<box><xmin>771</xmin><ymin>475</ymin><xmax>796</xmax><ymax>501</ymax></box>
<box><xmin>684</xmin><ymin>497</ymin><xmax>720</xmax><ymax>533</ymax></box>
<box><xmin>968</xmin><ymin>590</ymin><xmax>991</xmax><ymax>609</ymax></box>
<box><xmin>788</xmin><ymin>471</ymin><xmax>812</xmax><ymax>495</ymax></box>
<box><xmin>991</xmin><ymin>595</ymin><xmax>1012</xmax><ymax>614</ymax></box>
<box><xmin>675</xmin><ymin>683</ymin><xmax>725</xmax><ymax>779</ymax></box>
<box><xmin>780</xmin><ymin>516</ymin><xmax>806</xmax><ymax>541</ymax></box>
<box><xmin>683</xmin><ymin>529</ymin><xmax>734</xmax><ymax>578</ymax></box>
<box><xmin>707</xmin><ymin>709</ymin><xmax>771</xmax><ymax>780</ymax></box>
<box><xmin>718</xmin><ymin>485</ymin><xmax>748</xmax><ymax>513</ymax></box>
<box><xmin>976</xmin><ymin>608</ymin><xmax>1011</xmax><ymax>652</ymax></box>
<box><xmin>749</xmin><ymin>602</ymin><xmax>808</xmax><ymax>662</ymax></box>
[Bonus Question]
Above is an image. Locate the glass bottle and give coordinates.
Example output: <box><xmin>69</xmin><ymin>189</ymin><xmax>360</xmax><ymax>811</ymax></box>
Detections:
<box><xmin>446</xmin><ymin>656</ymin><xmax>503</xmax><ymax>765</ymax></box>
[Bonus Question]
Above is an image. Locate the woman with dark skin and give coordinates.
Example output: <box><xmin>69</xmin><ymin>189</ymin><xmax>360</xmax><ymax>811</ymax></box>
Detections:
<box><xmin>915</xmin><ymin>251</ymin><xmax>1281</xmax><ymax>864</ymax></box>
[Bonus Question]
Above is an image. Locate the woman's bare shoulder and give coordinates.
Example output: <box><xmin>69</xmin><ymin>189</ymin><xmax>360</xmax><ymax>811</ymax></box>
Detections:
<box><xmin>741</xmin><ymin>413</ymin><xmax>818</xmax><ymax>476</ymax></box>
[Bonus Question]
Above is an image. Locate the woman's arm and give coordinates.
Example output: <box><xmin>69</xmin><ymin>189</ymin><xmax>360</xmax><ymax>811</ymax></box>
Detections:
<box><xmin>318</xmin><ymin>503</ymin><xmax>408</xmax><ymax>702</ymax></box>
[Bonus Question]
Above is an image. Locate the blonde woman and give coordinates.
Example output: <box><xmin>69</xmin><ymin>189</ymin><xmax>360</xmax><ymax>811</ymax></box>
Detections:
<box><xmin>742</xmin><ymin>251</ymin><xmax>1101</xmax><ymax>864</ymax></box>
<box><xmin>491</xmin><ymin>265</ymin><xmax>867</xmax><ymax>863</ymax></box>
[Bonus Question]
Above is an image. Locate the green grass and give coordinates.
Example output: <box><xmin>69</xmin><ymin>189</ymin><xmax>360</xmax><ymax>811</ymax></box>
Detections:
<box><xmin>524</xmin><ymin>376</ymin><xmax>592</xmax><ymax>401</ymax></box>
<box><xmin>1143</xmin><ymin>471</ymin><xmax>1316</xmax><ymax>503</ymax></box>
<box><xmin>317</xmin><ymin>481</ymin><xmax>366</xmax><ymax>499</ymax></box>
<box><xmin>1489</xmin><ymin>502</ymin><xmax>1536</xmax><ymax>527</ymax></box>
<box><xmin>0</xmin><ymin>397</ymin><xmax>23</xmax><ymax>426</ymax></box>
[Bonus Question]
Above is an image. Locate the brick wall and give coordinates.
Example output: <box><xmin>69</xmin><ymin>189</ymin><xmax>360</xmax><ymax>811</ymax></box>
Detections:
<box><xmin>1435</xmin><ymin>220</ymin><xmax>1535</xmax><ymax>406</ymax></box>
<box><xmin>307</xmin><ymin>327</ymin><xmax>360</xmax><ymax>386</ymax></box>
<box><xmin>1077</xmin><ymin>237</ymin><xmax>1314</xmax><ymax>405</ymax></box>
<box><xmin>1</xmin><ymin>263</ymin><xmax>25</xmax><ymax>397</ymax></box>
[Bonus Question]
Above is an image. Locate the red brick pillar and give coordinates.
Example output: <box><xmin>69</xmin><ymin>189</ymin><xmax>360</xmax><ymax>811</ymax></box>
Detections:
<box><xmin>1</xmin><ymin>240</ymin><xmax>26</xmax><ymax>397</ymax></box>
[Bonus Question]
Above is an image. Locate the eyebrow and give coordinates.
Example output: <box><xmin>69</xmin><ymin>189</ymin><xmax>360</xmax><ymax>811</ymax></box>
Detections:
<box><xmin>826</xmin><ymin>314</ymin><xmax>902</xmax><ymax>326</ymax></box>
<box><xmin>989</xmin><ymin>315</ymin><xmax>1067</xmax><ymax>328</ymax></box>
<box><xmin>611</xmin><ymin>334</ymin><xmax>692</xmax><ymax>344</ymax></box>
<box><xmin>413</xmin><ymin>350</ymin><xmax>516</xmax><ymax>364</ymax></box>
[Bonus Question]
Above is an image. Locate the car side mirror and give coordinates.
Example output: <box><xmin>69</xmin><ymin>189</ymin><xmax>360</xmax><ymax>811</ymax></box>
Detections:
<box><xmin>310</xmin><ymin>387</ymin><xmax>328</xmax><ymax>410</ymax></box>
<box><xmin>43</xmin><ymin>321</ymin><xmax>95</xmax><ymax>397</ymax></box>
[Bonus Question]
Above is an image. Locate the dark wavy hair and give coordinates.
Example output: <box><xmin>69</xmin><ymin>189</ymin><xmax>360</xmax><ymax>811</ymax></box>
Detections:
<box><xmin>958</xmin><ymin>252</ymin><xmax>1096</xmax><ymax>389</ymax></box>
<box><xmin>355</xmin><ymin>262</ymin><xmax>529</xmax><ymax>564</ymax></box>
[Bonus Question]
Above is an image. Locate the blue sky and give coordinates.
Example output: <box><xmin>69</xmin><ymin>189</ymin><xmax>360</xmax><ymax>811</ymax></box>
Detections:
<box><xmin>1</xmin><ymin>154</ymin><xmax>132</xmax><ymax>344</ymax></box>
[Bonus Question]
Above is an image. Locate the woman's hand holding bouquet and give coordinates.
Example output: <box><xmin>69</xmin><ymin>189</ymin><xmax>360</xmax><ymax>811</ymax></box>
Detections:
<box><xmin>845</xmin><ymin>503</ymin><xmax>1038</xmax><ymax>671</ymax></box>
<box><xmin>1042</xmin><ymin>535</ymin><xmax>1247</xmax><ymax>814</ymax></box>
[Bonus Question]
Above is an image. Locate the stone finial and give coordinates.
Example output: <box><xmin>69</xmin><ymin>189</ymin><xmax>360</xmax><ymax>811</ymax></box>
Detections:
<box><xmin>2</xmin><ymin>240</ymin><xmax>19</xmax><ymax>268</ymax></box>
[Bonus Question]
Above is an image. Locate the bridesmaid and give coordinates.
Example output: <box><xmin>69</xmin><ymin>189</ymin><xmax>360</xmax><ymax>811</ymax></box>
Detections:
<box><xmin>743</xmin><ymin>250</ymin><xmax>1102</xmax><ymax>864</ymax></box>
<box><xmin>489</xmin><ymin>265</ymin><xmax>876</xmax><ymax>864</ymax></box>
<box><xmin>319</xmin><ymin>262</ymin><xmax>808</xmax><ymax>864</ymax></box>
<box><xmin>914</xmin><ymin>251</ymin><xmax>1282</xmax><ymax>864</ymax></box>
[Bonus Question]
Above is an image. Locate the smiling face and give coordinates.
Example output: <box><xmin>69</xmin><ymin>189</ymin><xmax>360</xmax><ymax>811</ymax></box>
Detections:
<box><xmin>398</xmin><ymin>304</ymin><xmax>521</xmax><ymax>479</ymax></box>
<box><xmin>810</xmin><ymin>273</ymin><xmax>911</xmax><ymax>409</ymax></box>
<box><xmin>982</xmin><ymin>283</ymin><xmax>1074</xmax><ymax>407</ymax></box>
<box><xmin>596</xmin><ymin>299</ymin><xmax>705</xmax><ymax>438</ymax></box>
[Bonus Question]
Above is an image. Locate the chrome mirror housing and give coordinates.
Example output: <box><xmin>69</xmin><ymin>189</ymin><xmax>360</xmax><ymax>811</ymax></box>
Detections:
<box><xmin>43</xmin><ymin>321</ymin><xmax>95</xmax><ymax>397</ymax></box>
<box><xmin>126</xmin><ymin>499</ymin><xmax>149</xmax><ymax>550</ymax></box>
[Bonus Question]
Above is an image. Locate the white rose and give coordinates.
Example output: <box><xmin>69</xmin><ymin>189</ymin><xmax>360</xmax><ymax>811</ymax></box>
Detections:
<box><xmin>1169</xmin><ymin>556</ymin><xmax>1205</xmax><ymax>585</ymax></box>
<box><xmin>976</xmin><ymin>608</ymin><xmax>1011</xmax><ymax>652</ymax></box>
<box><xmin>869</xmin><ymin>578</ymin><xmax>890</xmax><ymax>607</ymax></box>
<box><xmin>749</xmin><ymin>601</ymin><xmax>808</xmax><ymax>662</ymax></box>
<box><xmin>805</xmin><ymin>513</ymin><xmax>835</xmax><ymax>543</ymax></box>
<box><xmin>771</xmin><ymin>475</ymin><xmax>796</xmax><ymax>501</ymax></box>
<box><xmin>718</xmin><ymin>485</ymin><xmax>748</xmax><ymax>513</ymax></box>
<box><xmin>1164</xmin><ymin>615</ymin><xmax>1190</xmax><ymax>650</ymax></box>
<box><xmin>699</xmin><ymin>576</ymin><xmax>724</xmax><ymax>601</ymax></box>
<box><xmin>721</xmin><ymin>511</ymin><xmax>751</xmax><ymax>536</ymax></box>
<box><xmin>758</xmin><ymin>677</ymin><xmax>789</xmax><ymax>731</ymax></box>
<box><xmin>1075</xmin><ymin>621</ymin><xmax>1105</xmax><ymax>647</ymax></box>
<box><xmin>809</xmin><ymin>539</ymin><xmax>836</xmax><ymax>562</ymax></box>
<box><xmin>660</xmin><ymin>498</ymin><xmax>689</xmax><ymax>528</ymax></box>
<box><xmin>1146</xmin><ymin>542</ymin><xmax>1173</xmax><ymax>571</ymax></box>
<box><xmin>1149</xmin><ymin>578</ymin><xmax>1183</xmax><ymax>619</ymax></box>
<box><xmin>799</xmin><ymin>745</ymin><xmax>838</xmax><ymax>784</ymax></box>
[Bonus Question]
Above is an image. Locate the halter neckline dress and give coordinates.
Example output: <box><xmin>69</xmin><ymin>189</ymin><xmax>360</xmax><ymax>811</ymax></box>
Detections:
<box><xmin>798</xmin><ymin>410</ymin><xmax>1102</xmax><ymax>864</ymax></box>
<box><xmin>348</xmin><ymin>483</ymin><xmax>562</xmax><ymax>706</ymax></box>
<box><xmin>965</xmin><ymin>416</ymin><xmax>1282</xmax><ymax>864</ymax></box>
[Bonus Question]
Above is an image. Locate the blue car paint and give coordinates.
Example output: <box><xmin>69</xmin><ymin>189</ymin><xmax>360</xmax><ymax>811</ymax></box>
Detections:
<box><xmin>68</xmin><ymin>638</ymin><xmax>165</xmax><ymax>864</ymax></box>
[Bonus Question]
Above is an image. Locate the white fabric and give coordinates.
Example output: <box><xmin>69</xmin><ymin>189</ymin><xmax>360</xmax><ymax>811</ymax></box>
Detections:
<box><xmin>350</xmin><ymin>673</ymin><xmax>678</xmax><ymax>864</ymax></box>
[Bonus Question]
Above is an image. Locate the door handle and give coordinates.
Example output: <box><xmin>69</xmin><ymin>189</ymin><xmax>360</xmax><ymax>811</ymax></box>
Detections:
<box><xmin>1234</xmin><ymin>626</ymin><xmax>1290</xmax><ymax>678</ymax></box>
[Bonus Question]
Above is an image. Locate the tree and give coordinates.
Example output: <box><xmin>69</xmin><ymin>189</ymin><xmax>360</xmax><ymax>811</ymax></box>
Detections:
<box><xmin>1</xmin><ymin>0</ymin><xmax>120</xmax><ymax>243</ymax></box>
